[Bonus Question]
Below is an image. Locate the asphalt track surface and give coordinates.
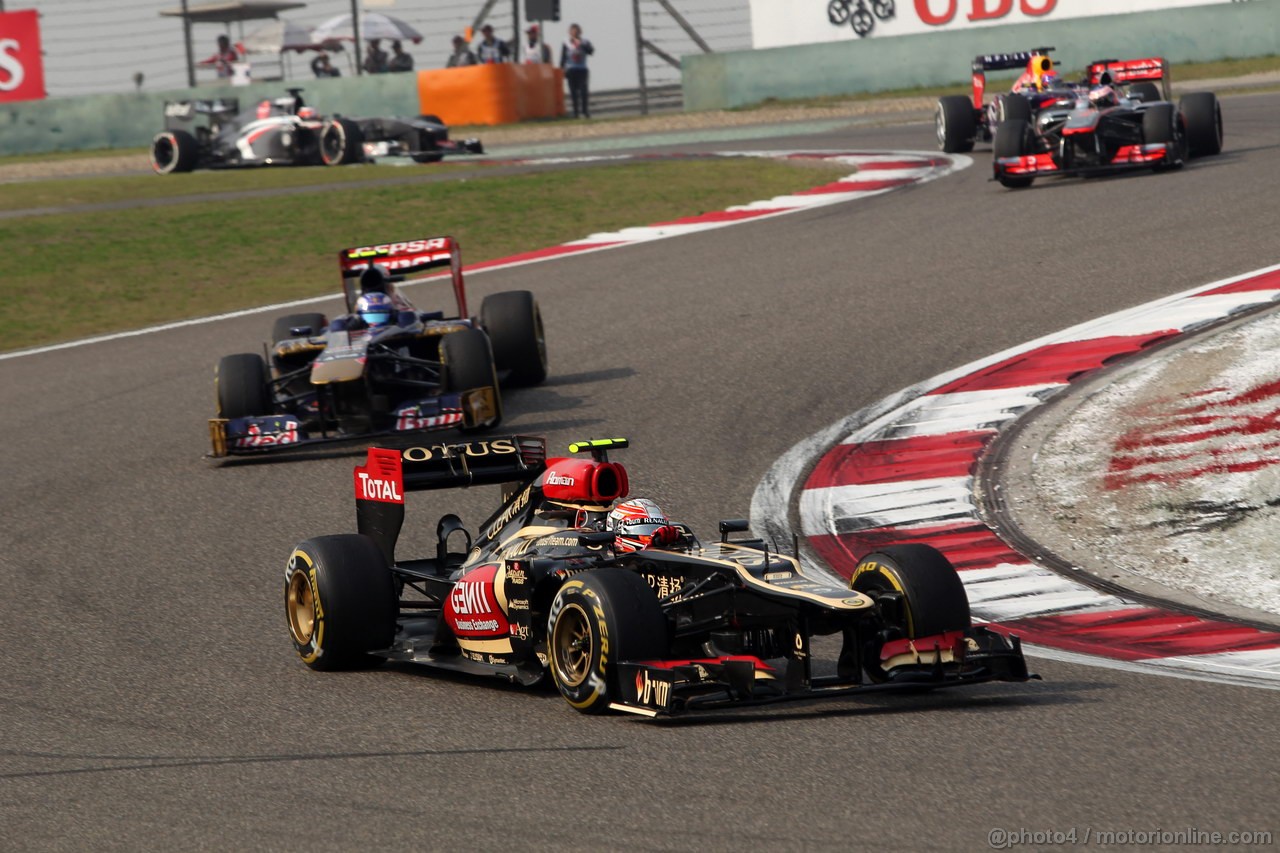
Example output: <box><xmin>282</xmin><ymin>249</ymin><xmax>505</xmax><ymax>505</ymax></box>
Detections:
<box><xmin>3</xmin><ymin>94</ymin><xmax>1279</xmax><ymax>850</ymax></box>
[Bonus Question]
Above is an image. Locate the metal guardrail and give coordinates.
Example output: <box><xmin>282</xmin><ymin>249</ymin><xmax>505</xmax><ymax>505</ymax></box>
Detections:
<box><xmin>589</xmin><ymin>84</ymin><xmax>685</xmax><ymax>116</ymax></box>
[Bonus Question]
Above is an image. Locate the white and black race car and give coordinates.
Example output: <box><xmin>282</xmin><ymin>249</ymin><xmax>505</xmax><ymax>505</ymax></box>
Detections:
<box><xmin>150</xmin><ymin>88</ymin><xmax>483</xmax><ymax>174</ymax></box>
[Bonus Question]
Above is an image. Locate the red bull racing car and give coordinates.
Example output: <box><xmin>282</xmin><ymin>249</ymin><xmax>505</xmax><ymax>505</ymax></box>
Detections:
<box><xmin>935</xmin><ymin>50</ymin><xmax>1223</xmax><ymax>188</ymax></box>
<box><xmin>151</xmin><ymin>88</ymin><xmax>483</xmax><ymax>174</ymax></box>
<box><xmin>284</xmin><ymin>436</ymin><xmax>1035</xmax><ymax>717</ymax></box>
<box><xmin>208</xmin><ymin>237</ymin><xmax>546</xmax><ymax>458</ymax></box>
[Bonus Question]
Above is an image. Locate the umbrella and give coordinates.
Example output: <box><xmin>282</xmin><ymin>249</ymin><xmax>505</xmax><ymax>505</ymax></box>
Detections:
<box><xmin>241</xmin><ymin>18</ymin><xmax>328</xmax><ymax>53</ymax></box>
<box><xmin>310</xmin><ymin>12</ymin><xmax>423</xmax><ymax>44</ymax></box>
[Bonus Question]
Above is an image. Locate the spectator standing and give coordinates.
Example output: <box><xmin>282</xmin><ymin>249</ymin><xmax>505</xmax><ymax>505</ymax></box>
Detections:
<box><xmin>363</xmin><ymin>39</ymin><xmax>389</xmax><ymax>74</ymax></box>
<box><xmin>474</xmin><ymin>24</ymin><xmax>511</xmax><ymax>64</ymax></box>
<box><xmin>560</xmin><ymin>23</ymin><xmax>594</xmax><ymax>119</ymax></box>
<box><xmin>199</xmin><ymin>34</ymin><xmax>240</xmax><ymax>78</ymax></box>
<box><xmin>311</xmin><ymin>52</ymin><xmax>340</xmax><ymax>78</ymax></box>
<box><xmin>522</xmin><ymin>24</ymin><xmax>551</xmax><ymax>64</ymax></box>
<box><xmin>446</xmin><ymin>35</ymin><xmax>478</xmax><ymax>67</ymax></box>
<box><xmin>388</xmin><ymin>40</ymin><xmax>414</xmax><ymax>73</ymax></box>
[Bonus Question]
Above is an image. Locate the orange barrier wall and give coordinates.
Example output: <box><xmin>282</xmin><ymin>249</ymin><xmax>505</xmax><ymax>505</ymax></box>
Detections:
<box><xmin>417</xmin><ymin>64</ymin><xmax>565</xmax><ymax>126</ymax></box>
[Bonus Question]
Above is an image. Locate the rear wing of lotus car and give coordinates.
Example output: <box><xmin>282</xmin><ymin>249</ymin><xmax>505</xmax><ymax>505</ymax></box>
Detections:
<box><xmin>969</xmin><ymin>47</ymin><xmax>1054</xmax><ymax>109</ymax></box>
<box><xmin>161</xmin><ymin>98</ymin><xmax>239</xmax><ymax>131</ymax></box>
<box><xmin>1087</xmin><ymin>57</ymin><xmax>1170</xmax><ymax>100</ymax></box>
<box><xmin>338</xmin><ymin>236</ymin><xmax>467</xmax><ymax>317</ymax></box>
<box><xmin>353</xmin><ymin>435</ymin><xmax>547</xmax><ymax>563</ymax></box>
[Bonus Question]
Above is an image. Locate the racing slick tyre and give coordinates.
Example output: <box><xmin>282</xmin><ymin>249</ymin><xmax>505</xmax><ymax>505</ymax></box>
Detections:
<box><xmin>997</xmin><ymin>93</ymin><xmax>1031</xmax><ymax>124</ymax></box>
<box><xmin>319</xmin><ymin>118</ymin><xmax>365</xmax><ymax>166</ymax></box>
<box><xmin>1142</xmin><ymin>103</ymin><xmax>1186</xmax><ymax>172</ymax></box>
<box><xmin>419</xmin><ymin>113</ymin><xmax>445</xmax><ymax>125</ymax></box>
<box><xmin>850</xmin><ymin>544</ymin><xmax>971</xmax><ymax>683</ymax></box>
<box><xmin>286</xmin><ymin>534</ymin><xmax>397</xmax><ymax>671</ymax></box>
<box><xmin>271</xmin><ymin>312</ymin><xmax>327</xmax><ymax>343</ymax></box>
<box><xmin>993</xmin><ymin>118</ymin><xmax>1034</xmax><ymax>189</ymax></box>
<box><xmin>1180</xmin><ymin>92</ymin><xmax>1223</xmax><ymax>157</ymax></box>
<box><xmin>479</xmin><ymin>290</ymin><xmax>548</xmax><ymax>386</ymax></box>
<box><xmin>410</xmin><ymin>152</ymin><xmax>445</xmax><ymax>164</ymax></box>
<box><xmin>1128</xmin><ymin>81</ymin><xmax>1161</xmax><ymax>103</ymax></box>
<box><xmin>440</xmin><ymin>328</ymin><xmax>503</xmax><ymax>430</ymax></box>
<box><xmin>547</xmin><ymin>569</ymin><xmax>668</xmax><ymax>714</ymax></box>
<box><xmin>150</xmin><ymin>129</ymin><xmax>200</xmax><ymax>174</ymax></box>
<box><xmin>216</xmin><ymin>353</ymin><xmax>272</xmax><ymax>418</ymax></box>
<box><xmin>935</xmin><ymin>95</ymin><xmax>976</xmax><ymax>154</ymax></box>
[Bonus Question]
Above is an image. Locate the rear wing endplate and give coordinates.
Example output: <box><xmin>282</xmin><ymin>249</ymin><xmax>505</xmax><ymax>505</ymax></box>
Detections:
<box><xmin>354</xmin><ymin>436</ymin><xmax>546</xmax><ymax>564</ymax></box>
<box><xmin>338</xmin><ymin>236</ymin><xmax>467</xmax><ymax>317</ymax></box>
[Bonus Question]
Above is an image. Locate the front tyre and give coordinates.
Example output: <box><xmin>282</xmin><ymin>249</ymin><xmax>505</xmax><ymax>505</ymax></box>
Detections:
<box><xmin>216</xmin><ymin>353</ymin><xmax>271</xmax><ymax>418</ymax></box>
<box><xmin>547</xmin><ymin>569</ymin><xmax>667</xmax><ymax>714</ymax></box>
<box><xmin>1180</xmin><ymin>92</ymin><xmax>1223</xmax><ymax>157</ymax></box>
<box><xmin>440</xmin><ymin>328</ymin><xmax>503</xmax><ymax>430</ymax></box>
<box><xmin>285</xmin><ymin>535</ymin><xmax>397</xmax><ymax>671</ymax></box>
<box><xmin>851</xmin><ymin>544</ymin><xmax>971</xmax><ymax>682</ymax></box>
<box><xmin>993</xmin><ymin>118</ymin><xmax>1034</xmax><ymax>189</ymax></box>
<box><xmin>1142</xmin><ymin>103</ymin><xmax>1186</xmax><ymax>172</ymax></box>
<box><xmin>935</xmin><ymin>95</ymin><xmax>976</xmax><ymax>153</ymax></box>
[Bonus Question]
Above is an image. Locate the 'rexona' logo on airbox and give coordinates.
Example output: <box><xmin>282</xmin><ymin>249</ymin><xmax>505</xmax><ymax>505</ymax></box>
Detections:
<box><xmin>0</xmin><ymin>10</ymin><xmax>47</xmax><ymax>103</ymax></box>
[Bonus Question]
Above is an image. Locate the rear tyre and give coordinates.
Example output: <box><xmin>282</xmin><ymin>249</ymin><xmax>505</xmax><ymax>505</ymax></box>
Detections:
<box><xmin>440</xmin><ymin>328</ymin><xmax>502</xmax><ymax>429</ymax></box>
<box><xmin>319</xmin><ymin>118</ymin><xmax>365</xmax><ymax>166</ymax></box>
<box><xmin>271</xmin><ymin>312</ymin><xmax>328</xmax><ymax>343</ymax></box>
<box><xmin>1128</xmin><ymin>82</ymin><xmax>1161</xmax><ymax>103</ymax></box>
<box><xmin>480</xmin><ymin>290</ymin><xmax>548</xmax><ymax>386</ymax></box>
<box><xmin>1143</xmin><ymin>103</ymin><xmax>1186</xmax><ymax>172</ymax></box>
<box><xmin>150</xmin><ymin>129</ymin><xmax>200</xmax><ymax>174</ymax></box>
<box><xmin>1180</xmin><ymin>92</ymin><xmax>1223</xmax><ymax>157</ymax></box>
<box><xmin>993</xmin><ymin>118</ymin><xmax>1034</xmax><ymax>188</ymax></box>
<box><xmin>548</xmin><ymin>569</ymin><xmax>667</xmax><ymax>714</ymax></box>
<box><xmin>285</xmin><ymin>535</ymin><xmax>397</xmax><ymax>671</ymax></box>
<box><xmin>851</xmin><ymin>544</ymin><xmax>971</xmax><ymax>682</ymax></box>
<box><xmin>935</xmin><ymin>95</ymin><xmax>976</xmax><ymax>153</ymax></box>
<box><xmin>216</xmin><ymin>353</ymin><xmax>271</xmax><ymax>418</ymax></box>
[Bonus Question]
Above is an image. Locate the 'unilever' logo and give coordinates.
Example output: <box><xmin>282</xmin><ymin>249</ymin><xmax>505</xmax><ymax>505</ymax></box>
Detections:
<box><xmin>827</xmin><ymin>0</ymin><xmax>896</xmax><ymax>37</ymax></box>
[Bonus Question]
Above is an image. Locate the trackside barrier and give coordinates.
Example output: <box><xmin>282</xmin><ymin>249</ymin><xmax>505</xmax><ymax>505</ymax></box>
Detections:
<box><xmin>683</xmin><ymin>3</ymin><xmax>1280</xmax><ymax>110</ymax></box>
<box><xmin>416</xmin><ymin>64</ymin><xmax>565</xmax><ymax>126</ymax></box>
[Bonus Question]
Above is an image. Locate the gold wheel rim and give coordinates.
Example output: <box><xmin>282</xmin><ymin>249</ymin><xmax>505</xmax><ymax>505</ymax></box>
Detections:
<box><xmin>552</xmin><ymin>603</ymin><xmax>593</xmax><ymax>688</ymax></box>
<box><xmin>287</xmin><ymin>571</ymin><xmax>316</xmax><ymax>645</ymax></box>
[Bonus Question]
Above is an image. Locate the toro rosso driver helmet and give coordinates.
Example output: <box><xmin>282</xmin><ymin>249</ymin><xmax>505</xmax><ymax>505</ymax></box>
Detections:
<box><xmin>607</xmin><ymin>498</ymin><xmax>674</xmax><ymax>553</ymax></box>
<box><xmin>356</xmin><ymin>292</ymin><xmax>395</xmax><ymax>327</ymax></box>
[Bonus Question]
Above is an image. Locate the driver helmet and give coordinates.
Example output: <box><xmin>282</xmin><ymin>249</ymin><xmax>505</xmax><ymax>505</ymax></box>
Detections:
<box><xmin>297</xmin><ymin>106</ymin><xmax>317</xmax><ymax>120</ymax></box>
<box><xmin>356</xmin><ymin>292</ymin><xmax>395</xmax><ymax>327</ymax></box>
<box><xmin>1039</xmin><ymin>72</ymin><xmax>1062</xmax><ymax>91</ymax></box>
<box><xmin>607</xmin><ymin>497</ymin><xmax>671</xmax><ymax>553</ymax></box>
<box><xmin>1089</xmin><ymin>84</ymin><xmax>1118</xmax><ymax>108</ymax></box>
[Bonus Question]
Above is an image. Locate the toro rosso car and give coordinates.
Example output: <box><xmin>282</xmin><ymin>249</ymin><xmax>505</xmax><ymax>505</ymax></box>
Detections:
<box><xmin>284</xmin><ymin>437</ymin><xmax>1035</xmax><ymax>716</ymax></box>
<box><xmin>208</xmin><ymin>237</ymin><xmax>546</xmax><ymax>458</ymax></box>
<box><xmin>151</xmin><ymin>88</ymin><xmax>483</xmax><ymax>174</ymax></box>
<box><xmin>936</xmin><ymin>50</ymin><xmax>1223</xmax><ymax>188</ymax></box>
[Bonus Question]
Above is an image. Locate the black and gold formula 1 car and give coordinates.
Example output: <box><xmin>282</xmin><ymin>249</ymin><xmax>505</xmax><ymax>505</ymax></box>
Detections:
<box><xmin>208</xmin><ymin>237</ymin><xmax>546</xmax><ymax>458</ymax></box>
<box><xmin>284</xmin><ymin>436</ymin><xmax>1035</xmax><ymax>716</ymax></box>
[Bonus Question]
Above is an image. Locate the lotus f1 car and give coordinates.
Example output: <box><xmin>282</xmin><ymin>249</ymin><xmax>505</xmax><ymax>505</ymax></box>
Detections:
<box><xmin>151</xmin><ymin>88</ymin><xmax>483</xmax><ymax>174</ymax></box>
<box><xmin>208</xmin><ymin>237</ymin><xmax>547</xmax><ymax>458</ymax></box>
<box><xmin>284</xmin><ymin>437</ymin><xmax>1035</xmax><ymax>716</ymax></box>
<box><xmin>936</xmin><ymin>50</ymin><xmax>1223</xmax><ymax>188</ymax></box>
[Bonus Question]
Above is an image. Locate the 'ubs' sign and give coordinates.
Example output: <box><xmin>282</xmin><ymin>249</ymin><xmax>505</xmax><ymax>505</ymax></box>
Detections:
<box><xmin>0</xmin><ymin>9</ymin><xmax>47</xmax><ymax>103</ymax></box>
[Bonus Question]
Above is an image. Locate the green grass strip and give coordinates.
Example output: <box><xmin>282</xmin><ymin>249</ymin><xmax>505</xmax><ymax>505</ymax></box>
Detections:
<box><xmin>0</xmin><ymin>158</ymin><xmax>851</xmax><ymax>352</ymax></box>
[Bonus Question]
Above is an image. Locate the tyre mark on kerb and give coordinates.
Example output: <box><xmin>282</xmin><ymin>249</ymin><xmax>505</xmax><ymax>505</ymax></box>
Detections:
<box><xmin>0</xmin><ymin>744</ymin><xmax>621</xmax><ymax>780</ymax></box>
<box><xmin>0</xmin><ymin>150</ymin><xmax>965</xmax><ymax>362</ymax></box>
